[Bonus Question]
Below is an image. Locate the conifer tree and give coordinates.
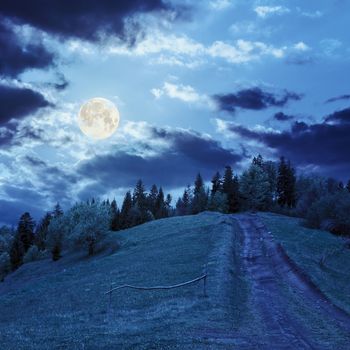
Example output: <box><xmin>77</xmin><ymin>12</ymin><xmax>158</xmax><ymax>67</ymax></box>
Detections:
<box><xmin>110</xmin><ymin>199</ymin><xmax>120</xmax><ymax>231</ymax></box>
<box><xmin>154</xmin><ymin>187</ymin><xmax>167</xmax><ymax>219</ymax></box>
<box><xmin>286</xmin><ymin>160</ymin><xmax>296</xmax><ymax>207</ymax></box>
<box><xmin>53</xmin><ymin>203</ymin><xmax>63</xmax><ymax>218</ymax></box>
<box><xmin>120</xmin><ymin>191</ymin><xmax>133</xmax><ymax>229</ymax></box>
<box><xmin>222</xmin><ymin>166</ymin><xmax>240</xmax><ymax>213</ymax></box>
<box><xmin>277</xmin><ymin>157</ymin><xmax>296</xmax><ymax>208</ymax></box>
<box><xmin>17</xmin><ymin>212</ymin><xmax>35</xmax><ymax>253</ymax></box>
<box><xmin>176</xmin><ymin>186</ymin><xmax>191</xmax><ymax>216</ymax></box>
<box><xmin>191</xmin><ymin>173</ymin><xmax>207</xmax><ymax>214</ymax></box>
<box><xmin>132</xmin><ymin>180</ymin><xmax>147</xmax><ymax>211</ymax></box>
<box><xmin>210</xmin><ymin>172</ymin><xmax>222</xmax><ymax>196</ymax></box>
<box><xmin>346</xmin><ymin>180</ymin><xmax>350</xmax><ymax>193</ymax></box>
<box><xmin>147</xmin><ymin>184</ymin><xmax>159</xmax><ymax>216</ymax></box>
<box><xmin>35</xmin><ymin>212</ymin><xmax>52</xmax><ymax>251</ymax></box>
<box><xmin>252</xmin><ymin>154</ymin><xmax>264</xmax><ymax>168</ymax></box>
<box><xmin>10</xmin><ymin>237</ymin><xmax>24</xmax><ymax>270</ymax></box>
<box><xmin>240</xmin><ymin>164</ymin><xmax>270</xmax><ymax>211</ymax></box>
<box><xmin>165</xmin><ymin>193</ymin><xmax>172</xmax><ymax>216</ymax></box>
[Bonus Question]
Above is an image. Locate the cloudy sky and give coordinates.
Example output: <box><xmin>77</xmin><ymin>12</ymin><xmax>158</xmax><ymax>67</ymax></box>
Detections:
<box><xmin>0</xmin><ymin>0</ymin><xmax>349</xmax><ymax>224</ymax></box>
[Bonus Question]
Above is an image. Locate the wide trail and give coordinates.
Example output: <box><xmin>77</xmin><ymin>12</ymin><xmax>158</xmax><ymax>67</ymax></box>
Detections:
<box><xmin>235</xmin><ymin>214</ymin><xmax>350</xmax><ymax>349</ymax></box>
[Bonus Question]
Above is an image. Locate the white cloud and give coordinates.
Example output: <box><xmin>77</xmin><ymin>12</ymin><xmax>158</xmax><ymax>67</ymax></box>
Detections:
<box><xmin>254</xmin><ymin>6</ymin><xmax>290</xmax><ymax>18</ymax></box>
<box><xmin>293</xmin><ymin>42</ymin><xmax>310</xmax><ymax>51</ymax></box>
<box><xmin>208</xmin><ymin>39</ymin><xmax>285</xmax><ymax>62</ymax></box>
<box><xmin>210</xmin><ymin>0</ymin><xmax>233</xmax><ymax>10</ymax></box>
<box><xmin>68</xmin><ymin>28</ymin><xmax>307</xmax><ymax>68</ymax></box>
<box><xmin>320</xmin><ymin>39</ymin><xmax>342</xmax><ymax>56</ymax></box>
<box><xmin>101</xmin><ymin>30</ymin><xmax>294</xmax><ymax>67</ymax></box>
<box><xmin>151</xmin><ymin>82</ymin><xmax>214</xmax><ymax>108</ymax></box>
<box><xmin>299</xmin><ymin>10</ymin><xmax>323</xmax><ymax>18</ymax></box>
<box><xmin>230</xmin><ymin>21</ymin><xmax>257</xmax><ymax>35</ymax></box>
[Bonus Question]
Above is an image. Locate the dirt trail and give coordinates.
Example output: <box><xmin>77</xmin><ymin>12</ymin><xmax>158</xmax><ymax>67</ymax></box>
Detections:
<box><xmin>236</xmin><ymin>214</ymin><xmax>350</xmax><ymax>349</ymax></box>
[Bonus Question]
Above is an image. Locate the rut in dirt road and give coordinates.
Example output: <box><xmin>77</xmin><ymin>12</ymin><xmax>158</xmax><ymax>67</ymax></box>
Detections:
<box><xmin>236</xmin><ymin>214</ymin><xmax>350</xmax><ymax>350</ymax></box>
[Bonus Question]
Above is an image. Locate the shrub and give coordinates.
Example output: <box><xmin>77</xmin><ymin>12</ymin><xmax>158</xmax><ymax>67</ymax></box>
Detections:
<box><xmin>0</xmin><ymin>253</ymin><xmax>11</xmax><ymax>282</ymax></box>
<box><xmin>23</xmin><ymin>245</ymin><xmax>47</xmax><ymax>263</ymax></box>
<box><xmin>47</xmin><ymin>215</ymin><xmax>67</xmax><ymax>261</ymax></box>
<box><xmin>208</xmin><ymin>192</ymin><xmax>228</xmax><ymax>213</ymax></box>
<box><xmin>69</xmin><ymin>202</ymin><xmax>110</xmax><ymax>256</ymax></box>
<box><xmin>305</xmin><ymin>192</ymin><xmax>350</xmax><ymax>235</ymax></box>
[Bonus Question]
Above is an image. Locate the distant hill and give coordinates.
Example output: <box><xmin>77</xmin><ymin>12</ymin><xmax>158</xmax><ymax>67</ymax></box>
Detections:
<box><xmin>0</xmin><ymin>212</ymin><xmax>349</xmax><ymax>349</ymax></box>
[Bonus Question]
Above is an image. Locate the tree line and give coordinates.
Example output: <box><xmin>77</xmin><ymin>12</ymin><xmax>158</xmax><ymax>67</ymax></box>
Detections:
<box><xmin>1</xmin><ymin>154</ymin><xmax>350</xmax><ymax>281</ymax></box>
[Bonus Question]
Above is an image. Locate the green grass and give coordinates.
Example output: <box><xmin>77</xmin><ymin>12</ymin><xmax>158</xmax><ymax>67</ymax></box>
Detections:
<box><xmin>259</xmin><ymin>212</ymin><xmax>350</xmax><ymax>314</ymax></box>
<box><xmin>0</xmin><ymin>212</ymin><xmax>250</xmax><ymax>349</ymax></box>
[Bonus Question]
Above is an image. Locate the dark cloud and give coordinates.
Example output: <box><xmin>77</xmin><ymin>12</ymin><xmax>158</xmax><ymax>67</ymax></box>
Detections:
<box><xmin>273</xmin><ymin>112</ymin><xmax>294</xmax><ymax>121</ymax></box>
<box><xmin>224</xmin><ymin>107</ymin><xmax>350</xmax><ymax>179</ymax></box>
<box><xmin>286</xmin><ymin>54</ymin><xmax>314</xmax><ymax>65</ymax></box>
<box><xmin>324</xmin><ymin>107</ymin><xmax>350</xmax><ymax>124</ymax></box>
<box><xmin>213</xmin><ymin>87</ymin><xmax>302</xmax><ymax>113</ymax></box>
<box><xmin>78</xmin><ymin>127</ymin><xmax>242</xmax><ymax>193</ymax></box>
<box><xmin>0</xmin><ymin>0</ymin><xmax>177</xmax><ymax>42</ymax></box>
<box><xmin>0</xmin><ymin>21</ymin><xmax>55</xmax><ymax>78</ymax></box>
<box><xmin>325</xmin><ymin>94</ymin><xmax>350</xmax><ymax>104</ymax></box>
<box><xmin>0</xmin><ymin>84</ymin><xmax>51</xmax><ymax>125</ymax></box>
<box><xmin>0</xmin><ymin>199</ymin><xmax>44</xmax><ymax>226</ymax></box>
<box><xmin>51</xmin><ymin>74</ymin><xmax>69</xmax><ymax>91</ymax></box>
<box><xmin>3</xmin><ymin>184</ymin><xmax>46</xmax><ymax>205</ymax></box>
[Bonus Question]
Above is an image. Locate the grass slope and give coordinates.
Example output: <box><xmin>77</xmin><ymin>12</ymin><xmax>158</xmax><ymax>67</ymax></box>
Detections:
<box><xmin>0</xmin><ymin>212</ymin><xmax>249</xmax><ymax>350</ymax></box>
<box><xmin>259</xmin><ymin>212</ymin><xmax>350</xmax><ymax>314</ymax></box>
<box><xmin>1</xmin><ymin>212</ymin><xmax>349</xmax><ymax>349</ymax></box>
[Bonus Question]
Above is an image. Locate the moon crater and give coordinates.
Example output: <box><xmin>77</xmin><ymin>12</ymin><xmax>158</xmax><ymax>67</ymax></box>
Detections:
<box><xmin>78</xmin><ymin>97</ymin><xmax>120</xmax><ymax>140</ymax></box>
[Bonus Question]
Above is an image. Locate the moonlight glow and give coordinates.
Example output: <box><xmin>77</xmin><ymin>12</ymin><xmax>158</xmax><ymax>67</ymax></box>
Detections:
<box><xmin>78</xmin><ymin>98</ymin><xmax>120</xmax><ymax>140</ymax></box>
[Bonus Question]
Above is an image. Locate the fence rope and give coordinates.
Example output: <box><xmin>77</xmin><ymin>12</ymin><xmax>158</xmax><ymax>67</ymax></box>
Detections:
<box><xmin>105</xmin><ymin>274</ymin><xmax>207</xmax><ymax>295</ymax></box>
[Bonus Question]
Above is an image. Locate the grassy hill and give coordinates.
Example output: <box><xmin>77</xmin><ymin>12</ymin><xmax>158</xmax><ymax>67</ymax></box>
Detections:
<box><xmin>0</xmin><ymin>212</ymin><xmax>349</xmax><ymax>349</ymax></box>
<box><xmin>0</xmin><ymin>213</ymin><xmax>251</xmax><ymax>349</ymax></box>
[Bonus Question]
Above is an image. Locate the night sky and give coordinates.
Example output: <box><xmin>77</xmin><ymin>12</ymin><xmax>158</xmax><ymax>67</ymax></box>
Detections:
<box><xmin>0</xmin><ymin>0</ymin><xmax>349</xmax><ymax>225</ymax></box>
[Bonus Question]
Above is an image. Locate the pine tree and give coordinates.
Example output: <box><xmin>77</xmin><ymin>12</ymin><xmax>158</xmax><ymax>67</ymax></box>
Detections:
<box><xmin>132</xmin><ymin>180</ymin><xmax>147</xmax><ymax>211</ymax></box>
<box><xmin>264</xmin><ymin>160</ymin><xmax>277</xmax><ymax>203</ymax></box>
<box><xmin>210</xmin><ymin>172</ymin><xmax>222</xmax><ymax>196</ymax></box>
<box><xmin>10</xmin><ymin>238</ymin><xmax>24</xmax><ymax>270</ymax></box>
<box><xmin>53</xmin><ymin>203</ymin><xmax>63</xmax><ymax>218</ymax></box>
<box><xmin>346</xmin><ymin>180</ymin><xmax>350</xmax><ymax>193</ymax></box>
<box><xmin>277</xmin><ymin>156</ymin><xmax>289</xmax><ymax>207</ymax></box>
<box><xmin>252</xmin><ymin>154</ymin><xmax>264</xmax><ymax>168</ymax></box>
<box><xmin>222</xmin><ymin>166</ymin><xmax>240</xmax><ymax>213</ymax></box>
<box><xmin>155</xmin><ymin>187</ymin><xmax>167</xmax><ymax>219</ymax></box>
<box><xmin>165</xmin><ymin>193</ymin><xmax>172</xmax><ymax>216</ymax></box>
<box><xmin>120</xmin><ymin>191</ymin><xmax>133</xmax><ymax>229</ymax></box>
<box><xmin>286</xmin><ymin>160</ymin><xmax>297</xmax><ymax>207</ymax></box>
<box><xmin>17</xmin><ymin>212</ymin><xmax>35</xmax><ymax>253</ymax></box>
<box><xmin>240</xmin><ymin>164</ymin><xmax>271</xmax><ymax>211</ymax></box>
<box><xmin>277</xmin><ymin>157</ymin><xmax>296</xmax><ymax>208</ymax></box>
<box><xmin>35</xmin><ymin>212</ymin><xmax>52</xmax><ymax>251</ymax></box>
<box><xmin>110</xmin><ymin>199</ymin><xmax>120</xmax><ymax>231</ymax></box>
<box><xmin>147</xmin><ymin>184</ymin><xmax>158</xmax><ymax>216</ymax></box>
<box><xmin>191</xmin><ymin>173</ymin><xmax>208</xmax><ymax>214</ymax></box>
<box><xmin>176</xmin><ymin>187</ymin><xmax>191</xmax><ymax>216</ymax></box>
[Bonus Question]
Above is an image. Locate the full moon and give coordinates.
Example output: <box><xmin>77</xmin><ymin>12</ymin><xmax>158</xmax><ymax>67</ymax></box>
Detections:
<box><xmin>78</xmin><ymin>97</ymin><xmax>120</xmax><ymax>140</ymax></box>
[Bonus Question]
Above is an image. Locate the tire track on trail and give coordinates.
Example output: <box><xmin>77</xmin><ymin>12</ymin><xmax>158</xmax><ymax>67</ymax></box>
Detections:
<box><xmin>236</xmin><ymin>213</ymin><xmax>350</xmax><ymax>349</ymax></box>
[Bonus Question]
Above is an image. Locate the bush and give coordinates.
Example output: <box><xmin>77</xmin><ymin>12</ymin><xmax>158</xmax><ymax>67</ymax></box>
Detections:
<box><xmin>23</xmin><ymin>245</ymin><xmax>47</xmax><ymax>263</ymax></box>
<box><xmin>305</xmin><ymin>192</ymin><xmax>350</xmax><ymax>235</ymax></box>
<box><xmin>0</xmin><ymin>252</ymin><xmax>11</xmax><ymax>281</ymax></box>
<box><xmin>68</xmin><ymin>202</ymin><xmax>110</xmax><ymax>256</ymax></box>
<box><xmin>208</xmin><ymin>192</ymin><xmax>228</xmax><ymax>213</ymax></box>
<box><xmin>47</xmin><ymin>215</ymin><xmax>67</xmax><ymax>261</ymax></box>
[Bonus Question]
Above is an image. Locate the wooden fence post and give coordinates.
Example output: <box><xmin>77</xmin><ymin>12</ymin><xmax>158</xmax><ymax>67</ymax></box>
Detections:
<box><xmin>203</xmin><ymin>264</ymin><xmax>208</xmax><ymax>298</ymax></box>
